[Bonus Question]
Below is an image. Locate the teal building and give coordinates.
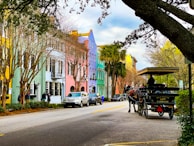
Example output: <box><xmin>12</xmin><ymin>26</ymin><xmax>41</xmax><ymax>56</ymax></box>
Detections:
<box><xmin>96</xmin><ymin>47</ymin><xmax>105</xmax><ymax>97</ymax></box>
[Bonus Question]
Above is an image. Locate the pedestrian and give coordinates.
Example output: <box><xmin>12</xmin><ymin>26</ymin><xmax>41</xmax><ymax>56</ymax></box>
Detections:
<box><xmin>101</xmin><ymin>95</ymin><xmax>104</xmax><ymax>103</ymax></box>
<box><xmin>47</xmin><ymin>93</ymin><xmax>51</xmax><ymax>104</ymax></box>
<box><xmin>18</xmin><ymin>95</ymin><xmax>21</xmax><ymax>103</ymax></box>
<box><xmin>41</xmin><ymin>92</ymin><xmax>46</xmax><ymax>102</ymax></box>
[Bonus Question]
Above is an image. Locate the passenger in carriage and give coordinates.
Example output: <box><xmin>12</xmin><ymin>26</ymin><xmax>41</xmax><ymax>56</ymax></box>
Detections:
<box><xmin>147</xmin><ymin>74</ymin><xmax>155</xmax><ymax>87</ymax></box>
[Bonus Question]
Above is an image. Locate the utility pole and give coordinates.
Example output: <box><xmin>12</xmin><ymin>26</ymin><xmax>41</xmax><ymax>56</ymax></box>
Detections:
<box><xmin>188</xmin><ymin>63</ymin><xmax>193</xmax><ymax>123</ymax></box>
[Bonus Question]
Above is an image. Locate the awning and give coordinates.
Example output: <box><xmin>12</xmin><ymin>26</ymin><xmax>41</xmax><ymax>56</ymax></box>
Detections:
<box><xmin>137</xmin><ymin>67</ymin><xmax>179</xmax><ymax>75</ymax></box>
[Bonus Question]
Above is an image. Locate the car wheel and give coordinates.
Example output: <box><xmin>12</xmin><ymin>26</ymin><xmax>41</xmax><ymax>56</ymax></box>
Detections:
<box><xmin>64</xmin><ymin>104</ymin><xmax>67</xmax><ymax>108</ymax></box>
<box><xmin>80</xmin><ymin>102</ymin><xmax>83</xmax><ymax>107</ymax></box>
<box><xmin>95</xmin><ymin>100</ymin><xmax>97</xmax><ymax>105</ymax></box>
<box><xmin>86</xmin><ymin>101</ymin><xmax>89</xmax><ymax>107</ymax></box>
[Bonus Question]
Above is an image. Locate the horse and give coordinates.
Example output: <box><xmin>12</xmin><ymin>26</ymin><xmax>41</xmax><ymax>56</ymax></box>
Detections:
<box><xmin>127</xmin><ymin>88</ymin><xmax>143</xmax><ymax>113</ymax></box>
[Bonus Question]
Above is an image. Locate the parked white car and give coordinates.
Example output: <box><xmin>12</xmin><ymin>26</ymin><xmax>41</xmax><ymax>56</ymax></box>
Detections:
<box><xmin>63</xmin><ymin>92</ymin><xmax>89</xmax><ymax>108</ymax></box>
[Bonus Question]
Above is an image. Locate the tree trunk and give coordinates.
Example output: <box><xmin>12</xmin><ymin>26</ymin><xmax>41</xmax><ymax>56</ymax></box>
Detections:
<box><xmin>111</xmin><ymin>65</ymin><xmax>117</xmax><ymax>97</ymax></box>
<box><xmin>20</xmin><ymin>81</ymin><xmax>26</xmax><ymax>105</ymax></box>
<box><xmin>1</xmin><ymin>82</ymin><xmax>7</xmax><ymax>109</ymax></box>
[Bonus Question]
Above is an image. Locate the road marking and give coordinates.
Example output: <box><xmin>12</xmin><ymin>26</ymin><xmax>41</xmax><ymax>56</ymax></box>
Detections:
<box><xmin>0</xmin><ymin>133</ymin><xmax>4</xmax><ymax>136</ymax></box>
<box><xmin>104</xmin><ymin>139</ymin><xmax>178</xmax><ymax>145</ymax></box>
<box><xmin>92</xmin><ymin>105</ymin><xmax>125</xmax><ymax>113</ymax></box>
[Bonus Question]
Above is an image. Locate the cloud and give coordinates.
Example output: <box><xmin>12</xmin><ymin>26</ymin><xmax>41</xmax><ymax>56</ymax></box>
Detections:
<box><xmin>128</xmin><ymin>43</ymin><xmax>153</xmax><ymax>70</ymax></box>
<box><xmin>60</xmin><ymin>0</ymin><xmax>150</xmax><ymax>70</ymax></box>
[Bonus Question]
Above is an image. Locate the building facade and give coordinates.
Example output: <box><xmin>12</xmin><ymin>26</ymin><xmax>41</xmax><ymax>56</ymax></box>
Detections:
<box><xmin>65</xmin><ymin>33</ymin><xmax>88</xmax><ymax>96</ymax></box>
<box><xmin>96</xmin><ymin>47</ymin><xmax>105</xmax><ymax>97</ymax></box>
<box><xmin>78</xmin><ymin>30</ymin><xmax>97</xmax><ymax>93</ymax></box>
<box><xmin>3</xmin><ymin>27</ymin><xmax>105</xmax><ymax>104</ymax></box>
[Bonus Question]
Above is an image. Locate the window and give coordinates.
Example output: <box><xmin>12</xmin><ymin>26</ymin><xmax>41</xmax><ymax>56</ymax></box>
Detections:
<box><xmin>30</xmin><ymin>83</ymin><xmax>35</xmax><ymax>94</ymax></box>
<box><xmin>51</xmin><ymin>59</ymin><xmax>55</xmax><ymax>76</ymax></box>
<box><xmin>58</xmin><ymin>61</ymin><xmax>60</xmax><ymax>74</ymax></box>
<box><xmin>61</xmin><ymin>61</ymin><xmax>63</xmax><ymax>74</ymax></box>
<box><xmin>46</xmin><ymin>82</ymin><xmax>49</xmax><ymax>93</ymax></box>
<box><xmin>55</xmin><ymin>83</ymin><xmax>58</xmax><ymax>95</ymax></box>
<box><xmin>83</xmin><ymin>66</ymin><xmax>86</xmax><ymax>76</ymax></box>
<box><xmin>81</xmin><ymin>87</ymin><xmax>85</xmax><ymax>91</ymax></box>
<box><xmin>58</xmin><ymin>60</ymin><xmax>63</xmax><ymax>75</ymax></box>
<box><xmin>60</xmin><ymin>83</ymin><xmax>62</xmax><ymax>95</ymax></box>
<box><xmin>68</xmin><ymin>62</ymin><xmax>71</xmax><ymax>75</ymax></box>
<box><xmin>70</xmin><ymin>86</ymin><xmax>74</xmax><ymax>92</ymax></box>
<box><xmin>50</xmin><ymin>58</ymin><xmax>52</xmax><ymax>72</ymax></box>
<box><xmin>71</xmin><ymin>63</ymin><xmax>74</xmax><ymax>75</ymax></box>
<box><xmin>49</xmin><ymin>82</ymin><xmax>53</xmax><ymax>95</ymax></box>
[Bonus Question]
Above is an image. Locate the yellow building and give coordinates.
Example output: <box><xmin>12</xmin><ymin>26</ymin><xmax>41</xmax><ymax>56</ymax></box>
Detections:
<box><xmin>0</xmin><ymin>35</ymin><xmax>12</xmax><ymax>104</ymax></box>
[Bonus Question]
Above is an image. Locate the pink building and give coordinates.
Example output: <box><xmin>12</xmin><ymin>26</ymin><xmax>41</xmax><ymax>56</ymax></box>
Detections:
<box><xmin>65</xmin><ymin>33</ymin><xmax>89</xmax><ymax>96</ymax></box>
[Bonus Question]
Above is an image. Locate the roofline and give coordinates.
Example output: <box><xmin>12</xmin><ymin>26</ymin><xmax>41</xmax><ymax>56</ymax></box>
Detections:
<box><xmin>137</xmin><ymin>67</ymin><xmax>179</xmax><ymax>75</ymax></box>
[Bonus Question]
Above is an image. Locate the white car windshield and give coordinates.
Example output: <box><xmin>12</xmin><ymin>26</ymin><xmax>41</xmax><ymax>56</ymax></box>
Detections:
<box><xmin>68</xmin><ymin>93</ymin><xmax>81</xmax><ymax>97</ymax></box>
<box><xmin>89</xmin><ymin>94</ymin><xmax>96</xmax><ymax>97</ymax></box>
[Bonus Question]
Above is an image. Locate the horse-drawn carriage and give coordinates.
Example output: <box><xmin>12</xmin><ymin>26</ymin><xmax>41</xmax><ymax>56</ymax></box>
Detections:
<box><xmin>128</xmin><ymin>67</ymin><xmax>179</xmax><ymax>119</ymax></box>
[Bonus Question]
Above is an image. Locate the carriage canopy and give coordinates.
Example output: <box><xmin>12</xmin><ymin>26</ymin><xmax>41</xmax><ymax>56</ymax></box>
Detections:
<box><xmin>137</xmin><ymin>67</ymin><xmax>179</xmax><ymax>76</ymax></box>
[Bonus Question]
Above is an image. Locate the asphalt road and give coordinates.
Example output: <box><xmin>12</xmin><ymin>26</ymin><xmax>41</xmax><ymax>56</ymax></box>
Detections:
<box><xmin>0</xmin><ymin>101</ymin><xmax>180</xmax><ymax>146</ymax></box>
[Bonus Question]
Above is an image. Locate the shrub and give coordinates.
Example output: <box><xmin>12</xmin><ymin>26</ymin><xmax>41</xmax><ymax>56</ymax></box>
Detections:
<box><xmin>0</xmin><ymin>105</ymin><xmax>4</xmax><ymax>113</ymax></box>
<box><xmin>24</xmin><ymin>103</ymin><xmax>31</xmax><ymax>109</ymax></box>
<box><xmin>48</xmin><ymin>104</ymin><xmax>58</xmax><ymax>108</ymax></box>
<box><xmin>6</xmin><ymin>103</ymin><xmax>23</xmax><ymax>111</ymax></box>
<box><xmin>57</xmin><ymin>104</ymin><xmax>64</xmax><ymax>108</ymax></box>
<box><xmin>103</xmin><ymin>97</ymin><xmax>109</xmax><ymax>101</ymax></box>
<box><xmin>177</xmin><ymin>115</ymin><xmax>194</xmax><ymax>146</ymax></box>
<box><xmin>175</xmin><ymin>90</ymin><xmax>194</xmax><ymax>115</ymax></box>
<box><xmin>29</xmin><ymin>101</ymin><xmax>48</xmax><ymax>108</ymax></box>
<box><xmin>175</xmin><ymin>90</ymin><xmax>194</xmax><ymax>145</ymax></box>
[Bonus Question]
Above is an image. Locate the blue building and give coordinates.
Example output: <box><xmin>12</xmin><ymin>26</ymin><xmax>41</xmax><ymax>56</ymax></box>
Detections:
<box><xmin>78</xmin><ymin>30</ymin><xmax>97</xmax><ymax>93</ymax></box>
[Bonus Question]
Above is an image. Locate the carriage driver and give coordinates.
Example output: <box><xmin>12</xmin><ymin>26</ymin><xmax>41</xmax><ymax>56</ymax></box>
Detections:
<box><xmin>147</xmin><ymin>74</ymin><xmax>155</xmax><ymax>87</ymax></box>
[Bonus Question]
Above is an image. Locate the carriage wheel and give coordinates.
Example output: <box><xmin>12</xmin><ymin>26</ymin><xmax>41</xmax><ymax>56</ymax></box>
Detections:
<box><xmin>158</xmin><ymin>112</ymin><xmax>164</xmax><ymax>117</ymax></box>
<box><xmin>143</xmin><ymin>100</ymin><xmax>148</xmax><ymax>118</ymax></box>
<box><xmin>138</xmin><ymin>103</ymin><xmax>144</xmax><ymax>116</ymax></box>
<box><xmin>137</xmin><ymin>104</ymin><xmax>141</xmax><ymax>115</ymax></box>
<box><xmin>169</xmin><ymin>107</ymin><xmax>174</xmax><ymax>120</ymax></box>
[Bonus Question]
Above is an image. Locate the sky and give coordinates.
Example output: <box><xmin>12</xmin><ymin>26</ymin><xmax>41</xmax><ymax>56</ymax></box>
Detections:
<box><xmin>59</xmin><ymin>0</ymin><xmax>153</xmax><ymax>70</ymax></box>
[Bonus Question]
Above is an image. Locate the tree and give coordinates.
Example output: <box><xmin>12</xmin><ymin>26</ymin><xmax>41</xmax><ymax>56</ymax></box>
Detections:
<box><xmin>115</xmin><ymin>62</ymin><xmax>126</xmax><ymax>83</ymax></box>
<box><xmin>0</xmin><ymin>31</ymin><xmax>14</xmax><ymax>109</ymax></box>
<box><xmin>1</xmin><ymin>0</ymin><xmax>194</xmax><ymax>64</ymax></box>
<box><xmin>122</xmin><ymin>0</ymin><xmax>194</xmax><ymax>63</ymax></box>
<box><xmin>146</xmin><ymin>40</ymin><xmax>188</xmax><ymax>87</ymax></box>
<box><xmin>14</xmin><ymin>26</ymin><xmax>52</xmax><ymax>105</ymax></box>
<box><xmin>100</xmin><ymin>43</ymin><xmax>126</xmax><ymax>97</ymax></box>
<box><xmin>0</xmin><ymin>23</ymin><xmax>53</xmax><ymax>108</ymax></box>
<box><xmin>114</xmin><ymin>62</ymin><xmax>126</xmax><ymax>94</ymax></box>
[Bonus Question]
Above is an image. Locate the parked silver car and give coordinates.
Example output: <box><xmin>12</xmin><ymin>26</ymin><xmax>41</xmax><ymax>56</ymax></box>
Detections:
<box><xmin>88</xmin><ymin>93</ymin><xmax>102</xmax><ymax>105</ymax></box>
<box><xmin>111</xmin><ymin>94</ymin><xmax>124</xmax><ymax>101</ymax></box>
<box><xmin>121</xmin><ymin>93</ymin><xmax>128</xmax><ymax>100</ymax></box>
<box><xmin>63</xmin><ymin>92</ymin><xmax>89</xmax><ymax>108</ymax></box>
